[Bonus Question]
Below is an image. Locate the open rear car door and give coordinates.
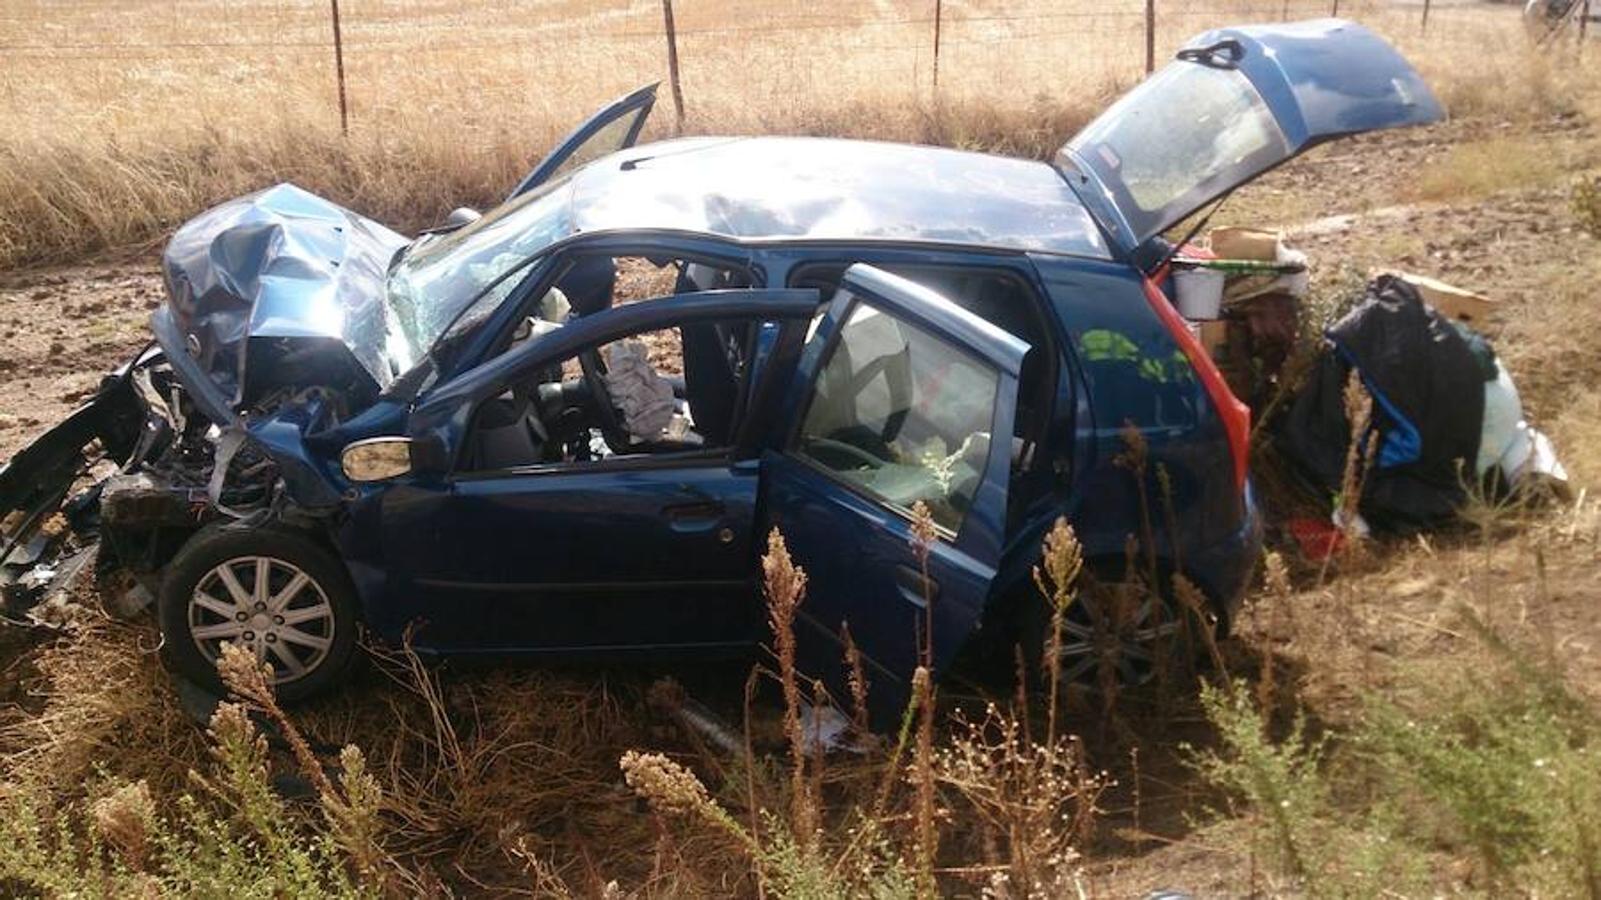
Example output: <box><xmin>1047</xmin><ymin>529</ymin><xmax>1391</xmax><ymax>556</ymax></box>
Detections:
<box><xmin>507</xmin><ymin>83</ymin><xmax>658</xmax><ymax>200</ymax></box>
<box><xmin>760</xmin><ymin>265</ymin><xmax>1028</xmax><ymax>724</ymax></box>
<box><xmin>1059</xmin><ymin>19</ymin><xmax>1444</xmax><ymax>257</ymax></box>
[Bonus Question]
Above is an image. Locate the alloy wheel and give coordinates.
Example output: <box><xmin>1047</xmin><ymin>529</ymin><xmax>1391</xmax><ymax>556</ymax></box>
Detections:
<box><xmin>1054</xmin><ymin>588</ymin><xmax>1184</xmax><ymax>686</ymax></box>
<box><xmin>187</xmin><ymin>555</ymin><xmax>336</xmax><ymax>684</ymax></box>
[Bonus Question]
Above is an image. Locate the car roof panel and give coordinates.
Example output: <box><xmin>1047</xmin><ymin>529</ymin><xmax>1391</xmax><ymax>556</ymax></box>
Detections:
<box><xmin>564</xmin><ymin>136</ymin><xmax>1112</xmax><ymax>260</ymax></box>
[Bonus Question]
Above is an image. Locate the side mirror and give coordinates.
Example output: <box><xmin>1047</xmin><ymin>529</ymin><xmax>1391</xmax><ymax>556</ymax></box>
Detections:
<box><xmin>340</xmin><ymin>437</ymin><xmax>413</xmax><ymax>483</ymax></box>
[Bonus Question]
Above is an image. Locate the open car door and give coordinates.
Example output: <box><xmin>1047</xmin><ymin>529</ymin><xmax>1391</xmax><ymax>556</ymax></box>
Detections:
<box><xmin>760</xmin><ymin>265</ymin><xmax>1028</xmax><ymax>724</ymax></box>
<box><xmin>1059</xmin><ymin>19</ymin><xmax>1443</xmax><ymax>256</ymax></box>
<box><xmin>507</xmin><ymin>83</ymin><xmax>658</xmax><ymax>200</ymax></box>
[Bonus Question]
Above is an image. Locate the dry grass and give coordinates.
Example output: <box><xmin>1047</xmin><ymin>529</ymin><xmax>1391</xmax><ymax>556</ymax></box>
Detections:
<box><xmin>0</xmin><ymin>615</ymin><xmax>208</xmax><ymax>799</ymax></box>
<box><xmin>0</xmin><ymin>0</ymin><xmax>1585</xmax><ymax>270</ymax></box>
<box><xmin>1408</xmin><ymin>134</ymin><xmax>1596</xmax><ymax>203</ymax></box>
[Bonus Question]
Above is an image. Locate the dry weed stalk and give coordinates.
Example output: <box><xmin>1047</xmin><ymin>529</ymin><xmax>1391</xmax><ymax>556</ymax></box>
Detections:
<box><xmin>909</xmin><ymin>501</ymin><xmax>941</xmax><ymax>897</ymax></box>
<box><xmin>215</xmin><ymin>643</ymin><xmax>394</xmax><ymax>888</ymax></box>
<box><xmin>1335</xmin><ymin>370</ymin><xmax>1377</xmax><ymax>547</ymax></box>
<box><xmin>619</xmin><ymin>750</ymin><xmax>756</xmax><ymax>855</ymax></box>
<box><xmin>216</xmin><ymin>643</ymin><xmax>335</xmax><ymax>797</ymax></box>
<box><xmin>934</xmin><ymin>704</ymin><xmax>1104</xmax><ymax>896</ymax></box>
<box><xmin>1115</xmin><ymin>423</ymin><xmax>1161</xmax><ymax>590</ymax></box>
<box><xmin>841</xmin><ymin>622</ymin><xmax>871</xmax><ymax>736</ymax></box>
<box><xmin>197</xmin><ymin>700</ymin><xmax>283</xmax><ymax>851</ymax></box>
<box><xmin>761</xmin><ymin>527</ymin><xmax>819</xmax><ymax>849</ymax></box>
<box><xmin>509</xmin><ymin>836</ymin><xmax>579</xmax><ymax>899</ymax></box>
<box><xmin>909</xmin><ymin>665</ymin><xmax>939</xmax><ymax>898</ymax></box>
<box><xmin>90</xmin><ymin>779</ymin><xmax>156</xmax><ymax>873</ymax></box>
<box><xmin>1174</xmin><ymin>573</ymin><xmax>1227</xmax><ymax>679</ymax></box>
<box><xmin>742</xmin><ymin>666</ymin><xmax>768</xmax><ymax>897</ymax></box>
<box><xmin>1030</xmin><ymin>517</ymin><xmax>1084</xmax><ymax>746</ymax></box>
<box><xmin>1258</xmin><ymin>551</ymin><xmax>1293</xmax><ymax>717</ymax></box>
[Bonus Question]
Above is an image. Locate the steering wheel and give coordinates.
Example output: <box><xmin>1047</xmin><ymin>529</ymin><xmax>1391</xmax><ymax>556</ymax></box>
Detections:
<box><xmin>578</xmin><ymin>347</ymin><xmax>632</xmax><ymax>453</ymax></box>
<box><xmin>806</xmin><ymin>436</ymin><xmax>886</xmax><ymax>471</ymax></box>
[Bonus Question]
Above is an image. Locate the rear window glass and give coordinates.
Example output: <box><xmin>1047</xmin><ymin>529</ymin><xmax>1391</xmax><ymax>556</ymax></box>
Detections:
<box><xmin>1068</xmin><ymin>62</ymin><xmax>1288</xmax><ymax>240</ymax></box>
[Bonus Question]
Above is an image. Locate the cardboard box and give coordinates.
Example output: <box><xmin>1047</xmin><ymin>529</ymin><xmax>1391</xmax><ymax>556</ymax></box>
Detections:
<box><xmin>1384</xmin><ymin>271</ymin><xmax>1497</xmax><ymax>326</ymax></box>
<box><xmin>1198</xmin><ymin>319</ymin><xmax>1230</xmax><ymax>360</ymax></box>
<box><xmin>1209</xmin><ymin>226</ymin><xmax>1282</xmax><ymax>261</ymax></box>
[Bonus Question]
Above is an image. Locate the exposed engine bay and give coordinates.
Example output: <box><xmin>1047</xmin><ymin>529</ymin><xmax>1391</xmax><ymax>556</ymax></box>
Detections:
<box><xmin>0</xmin><ymin>345</ymin><xmax>352</xmax><ymax>622</ymax></box>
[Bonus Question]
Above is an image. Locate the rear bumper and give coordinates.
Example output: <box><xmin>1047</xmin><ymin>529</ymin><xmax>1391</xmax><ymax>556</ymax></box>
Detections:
<box><xmin>1187</xmin><ymin>482</ymin><xmax>1264</xmax><ymax>629</ymax></box>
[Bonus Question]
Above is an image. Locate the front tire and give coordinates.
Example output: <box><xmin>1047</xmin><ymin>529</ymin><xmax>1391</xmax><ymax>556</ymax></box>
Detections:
<box><xmin>158</xmin><ymin>524</ymin><xmax>359</xmax><ymax>703</ymax></box>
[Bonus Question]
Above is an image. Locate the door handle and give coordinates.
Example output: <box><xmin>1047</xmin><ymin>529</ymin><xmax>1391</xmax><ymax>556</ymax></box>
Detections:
<box><xmin>663</xmin><ymin>500</ymin><xmax>726</xmax><ymax>533</ymax></box>
<box><xmin>894</xmin><ymin>564</ymin><xmax>940</xmax><ymax>608</ymax></box>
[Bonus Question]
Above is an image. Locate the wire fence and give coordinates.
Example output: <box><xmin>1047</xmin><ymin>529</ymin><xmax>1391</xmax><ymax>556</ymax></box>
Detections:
<box><xmin>0</xmin><ymin>0</ymin><xmax>1557</xmax><ymax>137</ymax></box>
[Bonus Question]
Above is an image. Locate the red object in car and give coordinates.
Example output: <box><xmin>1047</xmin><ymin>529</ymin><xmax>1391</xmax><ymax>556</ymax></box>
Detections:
<box><xmin>1141</xmin><ymin>275</ymin><xmax>1251</xmax><ymax>492</ymax></box>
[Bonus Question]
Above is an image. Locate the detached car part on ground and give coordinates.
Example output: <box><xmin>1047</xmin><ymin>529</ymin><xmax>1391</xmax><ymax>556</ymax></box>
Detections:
<box><xmin>0</xmin><ymin>20</ymin><xmax>1440</xmax><ymax>720</ymax></box>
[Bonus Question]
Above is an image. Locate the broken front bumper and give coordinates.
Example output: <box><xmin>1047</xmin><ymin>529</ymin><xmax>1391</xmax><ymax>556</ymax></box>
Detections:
<box><xmin>0</xmin><ymin>346</ymin><xmax>157</xmax><ymax>617</ymax></box>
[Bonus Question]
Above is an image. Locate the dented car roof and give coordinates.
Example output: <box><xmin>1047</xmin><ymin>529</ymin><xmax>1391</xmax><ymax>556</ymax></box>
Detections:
<box><xmin>562</xmin><ymin>136</ymin><xmax>1113</xmax><ymax>259</ymax></box>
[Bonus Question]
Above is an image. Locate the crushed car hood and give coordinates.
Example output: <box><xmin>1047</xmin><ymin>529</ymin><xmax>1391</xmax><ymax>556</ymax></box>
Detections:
<box><xmin>162</xmin><ymin>183</ymin><xmax>409</xmax><ymax>405</ymax></box>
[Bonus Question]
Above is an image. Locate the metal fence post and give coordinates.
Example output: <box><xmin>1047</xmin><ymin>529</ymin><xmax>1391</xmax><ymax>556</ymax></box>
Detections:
<box><xmin>1145</xmin><ymin>0</ymin><xmax>1155</xmax><ymax>75</ymax></box>
<box><xmin>1421</xmin><ymin>0</ymin><xmax>1431</xmax><ymax>35</ymax></box>
<box><xmin>661</xmin><ymin>0</ymin><xmax>686</xmax><ymax>132</ymax></box>
<box><xmin>1582</xmin><ymin>0</ymin><xmax>1591</xmax><ymax>45</ymax></box>
<box><xmin>329</xmin><ymin>0</ymin><xmax>348</xmax><ymax>136</ymax></box>
<box><xmin>932</xmin><ymin>0</ymin><xmax>944</xmax><ymax>90</ymax></box>
<box><xmin>1332</xmin><ymin>0</ymin><xmax>1340</xmax><ymax>15</ymax></box>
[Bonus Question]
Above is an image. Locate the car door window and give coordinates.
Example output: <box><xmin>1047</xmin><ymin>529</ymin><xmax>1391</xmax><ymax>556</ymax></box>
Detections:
<box><xmin>508</xmin><ymin>84</ymin><xmax>656</xmax><ymax>200</ymax></box>
<box><xmin>794</xmin><ymin>300</ymin><xmax>1000</xmax><ymax>534</ymax></box>
<box><xmin>545</xmin><ymin>110</ymin><xmax>647</xmax><ymax>184</ymax></box>
<box><xmin>464</xmin><ymin>317</ymin><xmax>763</xmax><ymax>473</ymax></box>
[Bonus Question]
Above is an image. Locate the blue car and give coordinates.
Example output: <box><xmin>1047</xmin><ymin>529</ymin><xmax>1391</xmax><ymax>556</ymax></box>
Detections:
<box><xmin>0</xmin><ymin>21</ymin><xmax>1440</xmax><ymax>713</ymax></box>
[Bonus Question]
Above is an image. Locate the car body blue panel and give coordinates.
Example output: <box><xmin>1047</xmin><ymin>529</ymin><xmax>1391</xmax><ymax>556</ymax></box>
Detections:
<box><xmin>347</xmin><ymin>287</ymin><xmax>820</xmax><ymax>654</ymax></box>
<box><xmin>368</xmin><ymin>461</ymin><xmax>762</xmax><ymax>653</ymax></box>
<box><xmin>760</xmin><ymin>265</ymin><xmax>1028</xmax><ymax>720</ymax></box>
<box><xmin>1028</xmin><ymin>253</ymin><xmax>1257</xmax><ymax>612</ymax></box>
<box><xmin>1216</xmin><ymin>19</ymin><xmax>1444</xmax><ymax>148</ymax></box>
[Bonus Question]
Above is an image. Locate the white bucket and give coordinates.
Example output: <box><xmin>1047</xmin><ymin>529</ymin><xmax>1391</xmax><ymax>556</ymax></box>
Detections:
<box><xmin>1173</xmin><ymin>266</ymin><xmax>1226</xmax><ymax>320</ymax></box>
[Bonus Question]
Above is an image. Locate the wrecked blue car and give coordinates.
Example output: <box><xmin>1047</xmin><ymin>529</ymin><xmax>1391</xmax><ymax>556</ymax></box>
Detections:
<box><xmin>0</xmin><ymin>21</ymin><xmax>1440</xmax><ymax>713</ymax></box>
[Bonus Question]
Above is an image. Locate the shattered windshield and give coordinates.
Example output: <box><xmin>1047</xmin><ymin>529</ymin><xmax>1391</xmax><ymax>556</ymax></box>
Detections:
<box><xmin>384</xmin><ymin>176</ymin><xmax>573</xmax><ymax>366</ymax></box>
<box><xmin>1066</xmin><ymin>61</ymin><xmax>1289</xmax><ymax>244</ymax></box>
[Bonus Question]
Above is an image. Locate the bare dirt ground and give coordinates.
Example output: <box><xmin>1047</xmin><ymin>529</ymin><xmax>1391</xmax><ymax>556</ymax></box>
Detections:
<box><xmin>1</xmin><ymin>115</ymin><xmax>1599</xmax><ymax>894</ymax></box>
<box><xmin>0</xmin><ymin>253</ymin><xmax>161</xmax><ymax>459</ymax></box>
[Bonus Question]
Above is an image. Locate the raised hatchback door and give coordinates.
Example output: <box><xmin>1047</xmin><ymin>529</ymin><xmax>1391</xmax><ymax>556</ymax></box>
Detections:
<box><xmin>759</xmin><ymin>265</ymin><xmax>1029</xmax><ymax>725</ymax></box>
<box><xmin>507</xmin><ymin>83</ymin><xmax>658</xmax><ymax>200</ymax></box>
<box><xmin>1060</xmin><ymin>19</ymin><xmax>1443</xmax><ymax>253</ymax></box>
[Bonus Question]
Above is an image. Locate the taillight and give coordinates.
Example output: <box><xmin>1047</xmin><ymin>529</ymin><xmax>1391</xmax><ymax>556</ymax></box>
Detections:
<box><xmin>1140</xmin><ymin>276</ymin><xmax>1251</xmax><ymax>492</ymax></box>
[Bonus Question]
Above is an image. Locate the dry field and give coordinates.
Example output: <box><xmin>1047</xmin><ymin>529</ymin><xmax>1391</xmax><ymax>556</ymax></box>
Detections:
<box><xmin>0</xmin><ymin>0</ymin><xmax>1567</xmax><ymax>267</ymax></box>
<box><xmin>3</xmin><ymin>1</ymin><xmax>1601</xmax><ymax>897</ymax></box>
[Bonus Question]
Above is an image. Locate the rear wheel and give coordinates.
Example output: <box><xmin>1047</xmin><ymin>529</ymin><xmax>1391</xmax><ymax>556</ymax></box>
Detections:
<box><xmin>1017</xmin><ymin>570</ymin><xmax>1196</xmax><ymax>689</ymax></box>
<box><xmin>158</xmin><ymin>525</ymin><xmax>359</xmax><ymax>702</ymax></box>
